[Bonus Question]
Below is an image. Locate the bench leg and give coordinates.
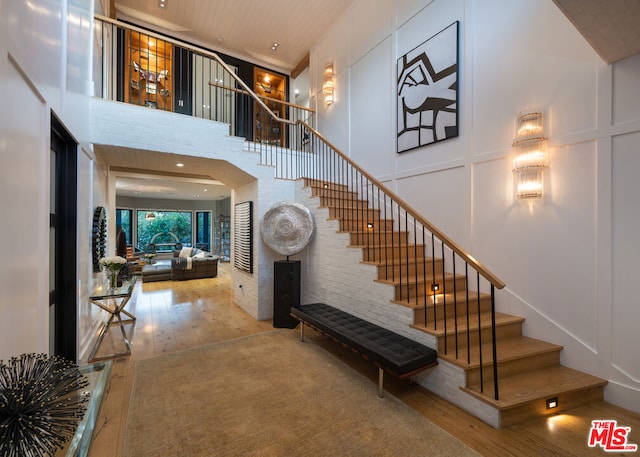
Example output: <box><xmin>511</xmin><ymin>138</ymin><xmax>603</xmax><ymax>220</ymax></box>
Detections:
<box><xmin>300</xmin><ymin>322</ymin><xmax>305</xmax><ymax>342</ymax></box>
<box><xmin>378</xmin><ymin>367</ymin><xmax>384</xmax><ymax>398</ymax></box>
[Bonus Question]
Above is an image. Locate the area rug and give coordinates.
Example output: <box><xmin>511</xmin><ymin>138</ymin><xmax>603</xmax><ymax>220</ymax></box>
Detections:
<box><xmin>123</xmin><ymin>330</ymin><xmax>479</xmax><ymax>456</ymax></box>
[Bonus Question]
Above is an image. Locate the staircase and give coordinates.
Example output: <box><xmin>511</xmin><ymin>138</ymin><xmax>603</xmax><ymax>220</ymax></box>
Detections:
<box><xmin>304</xmin><ymin>178</ymin><xmax>607</xmax><ymax>428</ymax></box>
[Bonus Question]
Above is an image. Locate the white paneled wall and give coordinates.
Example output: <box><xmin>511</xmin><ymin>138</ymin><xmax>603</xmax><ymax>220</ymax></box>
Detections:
<box><xmin>311</xmin><ymin>0</ymin><xmax>640</xmax><ymax>411</ymax></box>
<box><xmin>0</xmin><ymin>0</ymin><xmax>94</xmax><ymax>360</ymax></box>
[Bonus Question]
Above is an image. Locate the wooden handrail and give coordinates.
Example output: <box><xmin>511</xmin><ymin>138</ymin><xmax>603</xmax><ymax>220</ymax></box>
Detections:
<box><xmin>296</xmin><ymin>121</ymin><xmax>506</xmax><ymax>289</ymax></box>
<box><xmin>208</xmin><ymin>81</ymin><xmax>314</xmax><ymax>113</ymax></box>
<box><xmin>95</xmin><ymin>14</ymin><xmax>287</xmax><ymax>124</ymax></box>
<box><xmin>95</xmin><ymin>14</ymin><xmax>504</xmax><ymax>289</ymax></box>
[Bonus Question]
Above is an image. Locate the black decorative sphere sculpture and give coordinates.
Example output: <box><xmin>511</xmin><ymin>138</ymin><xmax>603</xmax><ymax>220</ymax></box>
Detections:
<box><xmin>0</xmin><ymin>353</ymin><xmax>89</xmax><ymax>457</ymax></box>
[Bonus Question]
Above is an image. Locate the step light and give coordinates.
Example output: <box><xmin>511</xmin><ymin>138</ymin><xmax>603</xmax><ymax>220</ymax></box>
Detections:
<box><xmin>366</xmin><ymin>222</ymin><xmax>374</xmax><ymax>229</ymax></box>
<box><xmin>546</xmin><ymin>396</ymin><xmax>558</xmax><ymax>409</ymax></box>
<box><xmin>431</xmin><ymin>283</ymin><xmax>440</xmax><ymax>293</ymax></box>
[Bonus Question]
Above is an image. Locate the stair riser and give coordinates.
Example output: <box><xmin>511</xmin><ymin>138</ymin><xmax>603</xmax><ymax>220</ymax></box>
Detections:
<box><xmin>466</xmin><ymin>350</ymin><xmax>561</xmax><ymax>386</ymax></box>
<box><xmin>305</xmin><ymin>179</ymin><xmax>349</xmax><ymax>192</ymax></box>
<box><xmin>350</xmin><ymin>231</ymin><xmax>409</xmax><ymax>246</ymax></box>
<box><xmin>340</xmin><ymin>219</ymin><xmax>394</xmax><ymax>232</ymax></box>
<box><xmin>500</xmin><ymin>385</ymin><xmax>604</xmax><ymax>428</ymax></box>
<box><xmin>362</xmin><ymin>245</ymin><xmax>426</xmax><ymax>262</ymax></box>
<box><xmin>412</xmin><ymin>296</ymin><xmax>493</xmax><ymax>324</ymax></box>
<box><xmin>320</xmin><ymin>197</ymin><xmax>369</xmax><ymax>208</ymax></box>
<box><xmin>311</xmin><ymin>188</ymin><xmax>358</xmax><ymax>199</ymax></box>
<box><xmin>438</xmin><ymin>321</ymin><xmax>523</xmax><ymax>350</ymax></box>
<box><xmin>329</xmin><ymin>207</ymin><xmax>381</xmax><ymax>219</ymax></box>
<box><xmin>393</xmin><ymin>277</ymin><xmax>466</xmax><ymax>301</ymax></box>
<box><xmin>377</xmin><ymin>259</ymin><xmax>444</xmax><ymax>279</ymax></box>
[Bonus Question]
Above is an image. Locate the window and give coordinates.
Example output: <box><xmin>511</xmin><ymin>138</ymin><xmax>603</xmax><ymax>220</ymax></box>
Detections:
<box><xmin>196</xmin><ymin>211</ymin><xmax>211</xmax><ymax>251</ymax></box>
<box><xmin>116</xmin><ymin>208</ymin><xmax>133</xmax><ymax>246</ymax></box>
<box><xmin>136</xmin><ymin>210</ymin><xmax>192</xmax><ymax>252</ymax></box>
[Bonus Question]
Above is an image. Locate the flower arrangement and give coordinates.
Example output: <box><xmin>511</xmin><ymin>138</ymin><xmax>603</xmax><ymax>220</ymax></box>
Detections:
<box><xmin>99</xmin><ymin>255</ymin><xmax>126</xmax><ymax>271</ymax></box>
<box><xmin>100</xmin><ymin>256</ymin><xmax>126</xmax><ymax>288</ymax></box>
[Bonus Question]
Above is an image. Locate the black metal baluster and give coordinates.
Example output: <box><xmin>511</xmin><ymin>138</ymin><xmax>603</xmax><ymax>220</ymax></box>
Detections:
<box><xmin>491</xmin><ymin>285</ymin><xmax>499</xmax><ymax>400</ymax></box>
<box><xmin>477</xmin><ymin>271</ymin><xmax>484</xmax><ymax>394</ymax></box>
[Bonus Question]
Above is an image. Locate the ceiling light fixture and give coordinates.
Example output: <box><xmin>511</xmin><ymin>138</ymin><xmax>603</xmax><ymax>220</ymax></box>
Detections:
<box><xmin>145</xmin><ymin>212</ymin><xmax>156</xmax><ymax>220</ymax></box>
<box><xmin>271</xmin><ymin>42</ymin><xmax>279</xmax><ymax>51</ymax></box>
<box><xmin>176</xmin><ymin>163</ymin><xmax>184</xmax><ymax>167</ymax></box>
<box><xmin>159</xmin><ymin>0</ymin><xmax>166</xmax><ymax>8</ymax></box>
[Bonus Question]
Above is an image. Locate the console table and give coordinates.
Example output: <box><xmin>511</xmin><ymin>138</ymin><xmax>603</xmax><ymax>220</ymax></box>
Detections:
<box><xmin>88</xmin><ymin>276</ymin><xmax>137</xmax><ymax>362</ymax></box>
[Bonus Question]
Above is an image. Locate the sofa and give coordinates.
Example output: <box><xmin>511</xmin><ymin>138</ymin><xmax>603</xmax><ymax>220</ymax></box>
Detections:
<box><xmin>171</xmin><ymin>247</ymin><xmax>219</xmax><ymax>280</ymax></box>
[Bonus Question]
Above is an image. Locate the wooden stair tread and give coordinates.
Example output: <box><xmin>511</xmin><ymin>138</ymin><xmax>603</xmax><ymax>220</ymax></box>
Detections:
<box><xmin>411</xmin><ymin>311</ymin><xmax>524</xmax><ymax>337</ymax></box>
<box><xmin>375</xmin><ymin>272</ymin><xmax>463</xmax><ymax>286</ymax></box>
<box><xmin>392</xmin><ymin>290</ymin><xmax>490</xmax><ymax>309</ymax></box>
<box><xmin>462</xmin><ymin>365</ymin><xmax>607</xmax><ymax>410</ymax></box>
<box><xmin>437</xmin><ymin>335</ymin><xmax>562</xmax><ymax>369</ymax></box>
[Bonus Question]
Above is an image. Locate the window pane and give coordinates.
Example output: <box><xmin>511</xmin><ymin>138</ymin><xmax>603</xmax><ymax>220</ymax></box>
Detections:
<box><xmin>136</xmin><ymin>210</ymin><xmax>192</xmax><ymax>252</ymax></box>
<box><xmin>196</xmin><ymin>211</ymin><xmax>211</xmax><ymax>251</ymax></box>
<box><xmin>116</xmin><ymin>208</ymin><xmax>133</xmax><ymax>245</ymax></box>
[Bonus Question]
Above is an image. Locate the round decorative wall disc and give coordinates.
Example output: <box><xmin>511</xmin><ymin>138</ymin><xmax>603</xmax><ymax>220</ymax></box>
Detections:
<box><xmin>261</xmin><ymin>202</ymin><xmax>314</xmax><ymax>256</ymax></box>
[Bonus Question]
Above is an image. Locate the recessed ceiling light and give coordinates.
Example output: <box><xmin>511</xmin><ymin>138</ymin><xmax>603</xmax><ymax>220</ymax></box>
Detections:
<box><xmin>203</xmin><ymin>188</ymin><xmax>208</xmax><ymax>192</ymax></box>
<box><xmin>176</xmin><ymin>163</ymin><xmax>184</xmax><ymax>167</ymax></box>
<box><xmin>271</xmin><ymin>42</ymin><xmax>279</xmax><ymax>51</ymax></box>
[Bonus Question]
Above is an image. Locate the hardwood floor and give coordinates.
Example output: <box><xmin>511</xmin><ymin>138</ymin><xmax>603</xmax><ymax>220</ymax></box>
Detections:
<box><xmin>86</xmin><ymin>262</ymin><xmax>639</xmax><ymax>456</ymax></box>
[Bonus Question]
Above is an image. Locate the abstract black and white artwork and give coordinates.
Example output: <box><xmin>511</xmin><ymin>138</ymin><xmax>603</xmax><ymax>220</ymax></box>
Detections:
<box><xmin>234</xmin><ymin>201</ymin><xmax>253</xmax><ymax>274</ymax></box>
<box><xmin>397</xmin><ymin>21</ymin><xmax>459</xmax><ymax>153</ymax></box>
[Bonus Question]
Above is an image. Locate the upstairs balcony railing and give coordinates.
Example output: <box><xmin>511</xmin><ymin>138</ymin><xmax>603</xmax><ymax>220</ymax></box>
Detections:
<box><xmin>93</xmin><ymin>15</ymin><xmax>314</xmax><ymax>158</ymax></box>
<box><xmin>93</xmin><ymin>15</ymin><xmax>506</xmax><ymax>400</ymax></box>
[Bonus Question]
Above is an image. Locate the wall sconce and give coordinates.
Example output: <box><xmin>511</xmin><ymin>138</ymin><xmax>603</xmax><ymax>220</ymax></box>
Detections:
<box><xmin>322</xmin><ymin>62</ymin><xmax>335</xmax><ymax>106</ymax></box>
<box><xmin>513</xmin><ymin>112</ymin><xmax>548</xmax><ymax>198</ymax></box>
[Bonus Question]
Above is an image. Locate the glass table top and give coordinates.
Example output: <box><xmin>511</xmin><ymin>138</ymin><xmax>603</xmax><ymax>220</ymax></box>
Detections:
<box><xmin>90</xmin><ymin>275</ymin><xmax>137</xmax><ymax>300</ymax></box>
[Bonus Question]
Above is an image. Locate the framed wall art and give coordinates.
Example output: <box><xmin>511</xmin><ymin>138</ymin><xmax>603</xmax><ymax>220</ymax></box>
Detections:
<box><xmin>397</xmin><ymin>21</ymin><xmax>459</xmax><ymax>153</ymax></box>
<box><xmin>233</xmin><ymin>201</ymin><xmax>253</xmax><ymax>274</ymax></box>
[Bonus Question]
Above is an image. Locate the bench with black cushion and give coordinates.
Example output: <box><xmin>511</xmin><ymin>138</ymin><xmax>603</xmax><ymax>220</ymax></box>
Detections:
<box><xmin>290</xmin><ymin>303</ymin><xmax>437</xmax><ymax>397</ymax></box>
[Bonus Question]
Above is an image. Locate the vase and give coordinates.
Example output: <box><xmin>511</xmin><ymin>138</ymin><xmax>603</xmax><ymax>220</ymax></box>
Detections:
<box><xmin>109</xmin><ymin>270</ymin><xmax>119</xmax><ymax>290</ymax></box>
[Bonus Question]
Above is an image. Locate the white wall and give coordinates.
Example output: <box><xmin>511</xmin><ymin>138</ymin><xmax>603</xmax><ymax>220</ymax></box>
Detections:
<box><xmin>233</xmin><ymin>175</ymin><xmax>297</xmax><ymax>320</ymax></box>
<box><xmin>310</xmin><ymin>0</ymin><xmax>640</xmax><ymax>411</ymax></box>
<box><xmin>0</xmin><ymin>0</ymin><xmax>96</xmax><ymax>360</ymax></box>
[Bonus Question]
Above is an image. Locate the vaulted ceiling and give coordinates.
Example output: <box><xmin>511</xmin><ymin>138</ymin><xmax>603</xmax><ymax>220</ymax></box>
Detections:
<box><xmin>111</xmin><ymin>0</ymin><xmax>355</xmax><ymax>73</ymax></box>
<box><xmin>110</xmin><ymin>0</ymin><xmax>640</xmax><ymax>71</ymax></box>
<box><xmin>103</xmin><ymin>0</ymin><xmax>640</xmax><ymax>201</ymax></box>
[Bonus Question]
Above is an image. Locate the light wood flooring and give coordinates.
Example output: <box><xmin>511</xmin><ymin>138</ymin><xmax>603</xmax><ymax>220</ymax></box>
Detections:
<box><xmin>85</xmin><ymin>263</ymin><xmax>639</xmax><ymax>457</ymax></box>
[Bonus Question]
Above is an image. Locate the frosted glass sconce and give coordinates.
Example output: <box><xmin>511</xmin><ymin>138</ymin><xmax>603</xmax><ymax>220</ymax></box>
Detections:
<box><xmin>513</xmin><ymin>112</ymin><xmax>548</xmax><ymax>198</ymax></box>
<box><xmin>322</xmin><ymin>62</ymin><xmax>335</xmax><ymax>105</ymax></box>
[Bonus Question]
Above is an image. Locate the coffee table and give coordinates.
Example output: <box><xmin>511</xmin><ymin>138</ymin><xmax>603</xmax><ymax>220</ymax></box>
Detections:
<box><xmin>141</xmin><ymin>260</ymin><xmax>172</xmax><ymax>282</ymax></box>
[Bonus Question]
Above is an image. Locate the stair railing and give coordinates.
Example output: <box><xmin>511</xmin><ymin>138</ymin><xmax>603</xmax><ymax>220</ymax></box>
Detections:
<box><xmin>93</xmin><ymin>14</ymin><xmax>506</xmax><ymax>400</ymax></box>
<box><xmin>274</xmin><ymin>123</ymin><xmax>506</xmax><ymax>400</ymax></box>
<box><xmin>93</xmin><ymin>15</ymin><xmax>314</xmax><ymax>149</ymax></box>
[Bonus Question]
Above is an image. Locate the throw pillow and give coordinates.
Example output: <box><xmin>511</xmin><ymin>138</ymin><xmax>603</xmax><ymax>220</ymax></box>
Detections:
<box><xmin>179</xmin><ymin>247</ymin><xmax>193</xmax><ymax>258</ymax></box>
<box><xmin>194</xmin><ymin>251</ymin><xmax>206</xmax><ymax>258</ymax></box>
